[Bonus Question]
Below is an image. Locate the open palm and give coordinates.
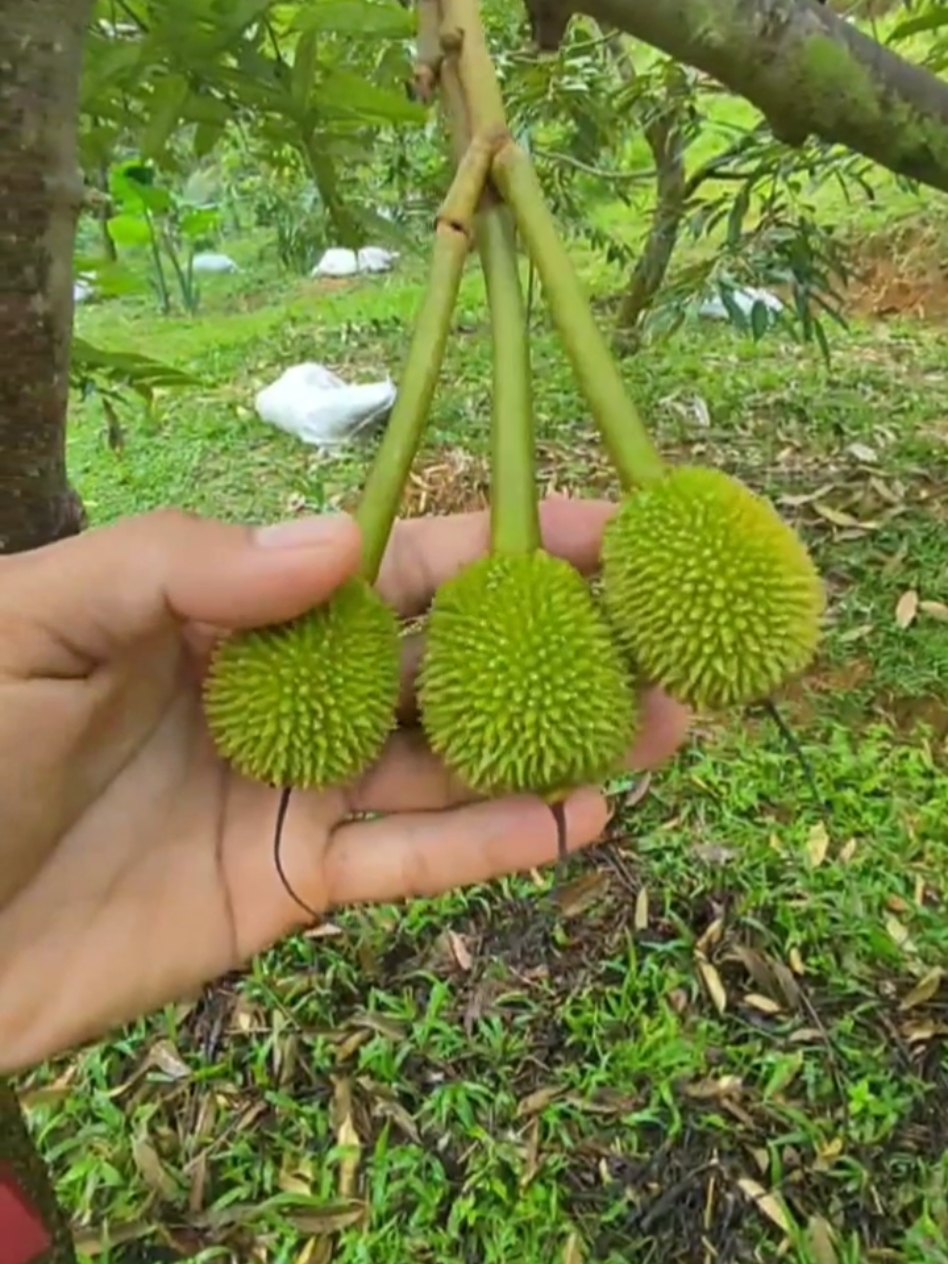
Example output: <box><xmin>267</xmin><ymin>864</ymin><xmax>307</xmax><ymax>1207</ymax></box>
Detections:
<box><xmin>0</xmin><ymin>500</ymin><xmax>689</xmax><ymax>1074</ymax></box>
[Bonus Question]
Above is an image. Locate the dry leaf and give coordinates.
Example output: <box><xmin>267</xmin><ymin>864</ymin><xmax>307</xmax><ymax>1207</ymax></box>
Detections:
<box><xmin>447</xmin><ymin>930</ymin><xmax>473</xmax><ymax>971</ymax></box>
<box><xmin>920</xmin><ymin>600</ymin><xmax>948</xmax><ymax>621</ymax></box>
<box><xmin>555</xmin><ymin>871</ymin><xmax>610</xmax><ymax>917</ymax></box>
<box><xmin>813</xmin><ymin>502</ymin><xmax>876</xmax><ymax>530</ymax></box>
<box><xmin>147</xmin><ymin>1039</ymin><xmax>191</xmax><ymax>1080</ymax></box>
<box><xmin>695</xmin><ymin>916</ymin><xmax>725</xmax><ymax>955</ymax></box>
<box><xmin>517</xmin><ymin>1086</ymin><xmax>562</xmax><ymax>1117</ymax></box>
<box><xmin>808</xmin><ymin>1215</ymin><xmax>838</xmax><ymax>1264</ymax></box>
<box><xmin>131</xmin><ymin>1134</ymin><xmax>178</xmax><ymax>1201</ymax></box>
<box><xmin>289</xmin><ymin>1204</ymin><xmax>365</xmax><ymax>1235</ymax></box>
<box><xmin>337</xmin><ymin>1112</ymin><xmax>362</xmax><ymax>1200</ymax></box>
<box><xmin>562</xmin><ymin>1231</ymin><xmax>584</xmax><ymax>1264</ymax></box>
<box><xmin>805</xmin><ymin>822</ymin><xmax>830</xmax><ymax>868</ymax></box>
<box><xmin>744</xmin><ymin>993</ymin><xmax>783</xmax><ymax>1015</ymax></box>
<box><xmin>896</xmin><ymin>589</ymin><xmax>919</xmax><ymax>629</ymax></box>
<box><xmin>788</xmin><ymin>1027</ymin><xmax>824</xmax><ymax>1044</ymax></box>
<box><xmin>737</xmin><ymin>1177</ymin><xmax>794</xmax><ymax>1234</ymax></box>
<box><xmin>634</xmin><ymin>886</ymin><xmax>649</xmax><ymax>932</ymax></box>
<box><xmin>838</xmin><ymin>838</ymin><xmax>858</xmax><ymax>863</ymax></box>
<box><xmin>788</xmin><ymin>947</ymin><xmax>806</xmax><ymax>976</ymax></box>
<box><xmin>899</xmin><ymin>966</ymin><xmax>944</xmax><ymax>1010</ymax></box>
<box><xmin>885</xmin><ymin>914</ymin><xmax>917</xmax><ymax>954</ymax></box>
<box><xmin>520</xmin><ymin>1116</ymin><xmax>541</xmax><ymax>1189</ymax></box>
<box><xmin>846</xmin><ymin>442</ymin><xmax>878</xmax><ymax>463</ymax></box>
<box><xmin>696</xmin><ymin>956</ymin><xmax>727</xmax><ymax>1014</ymax></box>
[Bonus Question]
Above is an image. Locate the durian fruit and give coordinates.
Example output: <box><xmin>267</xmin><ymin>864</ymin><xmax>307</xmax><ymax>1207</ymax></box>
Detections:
<box><xmin>203</xmin><ymin>578</ymin><xmax>400</xmax><ymax>790</ymax></box>
<box><xmin>418</xmin><ymin>204</ymin><xmax>639</xmax><ymax>800</ymax></box>
<box><xmin>201</xmin><ymin>144</ymin><xmax>491</xmax><ymax>791</ymax></box>
<box><xmin>601</xmin><ymin>465</ymin><xmax>825</xmax><ymax>712</ymax></box>
<box><xmin>420</xmin><ymin>550</ymin><xmax>638</xmax><ymax>798</ymax></box>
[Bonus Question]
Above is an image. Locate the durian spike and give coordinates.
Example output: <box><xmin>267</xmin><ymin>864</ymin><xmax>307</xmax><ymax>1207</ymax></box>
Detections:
<box><xmin>355</xmin><ymin>135</ymin><xmax>493</xmax><ymax>581</ymax></box>
<box><xmin>476</xmin><ymin>199</ymin><xmax>540</xmax><ymax>555</ymax></box>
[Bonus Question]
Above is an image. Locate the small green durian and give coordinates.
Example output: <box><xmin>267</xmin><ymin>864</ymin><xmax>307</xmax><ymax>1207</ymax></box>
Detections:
<box><xmin>419</xmin><ymin>550</ymin><xmax>639</xmax><ymax>799</ymax></box>
<box><xmin>203</xmin><ymin>577</ymin><xmax>400</xmax><ymax>790</ymax></box>
<box><xmin>601</xmin><ymin>465</ymin><xmax>825</xmax><ymax>711</ymax></box>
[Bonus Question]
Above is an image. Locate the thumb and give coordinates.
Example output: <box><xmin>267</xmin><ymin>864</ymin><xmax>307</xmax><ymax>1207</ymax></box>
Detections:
<box><xmin>0</xmin><ymin>509</ymin><xmax>364</xmax><ymax>670</ymax></box>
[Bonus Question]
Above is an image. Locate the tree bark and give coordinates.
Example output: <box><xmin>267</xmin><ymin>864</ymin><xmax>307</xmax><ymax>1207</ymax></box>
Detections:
<box><xmin>0</xmin><ymin>0</ymin><xmax>92</xmax><ymax>554</ymax></box>
<box><xmin>524</xmin><ymin>0</ymin><xmax>948</xmax><ymax>197</ymax></box>
<box><xmin>0</xmin><ymin>1</ymin><xmax>92</xmax><ymax>1259</ymax></box>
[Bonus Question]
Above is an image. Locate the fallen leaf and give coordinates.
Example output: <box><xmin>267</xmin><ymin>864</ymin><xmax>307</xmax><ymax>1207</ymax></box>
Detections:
<box><xmin>788</xmin><ymin>1026</ymin><xmax>824</xmax><ymax>1044</ymax></box>
<box><xmin>447</xmin><ymin>930</ymin><xmax>473</xmax><ymax>971</ymax></box>
<box><xmin>520</xmin><ymin>1116</ymin><xmax>541</xmax><ymax>1189</ymax></box>
<box><xmin>788</xmin><ymin>947</ymin><xmax>806</xmax><ymax>976</ymax></box>
<box><xmin>808</xmin><ymin>1214</ymin><xmax>838</xmax><ymax>1264</ymax></box>
<box><xmin>289</xmin><ymin>1203</ymin><xmax>365</xmax><ymax>1235</ymax></box>
<box><xmin>634</xmin><ymin>885</ymin><xmax>649</xmax><ymax>932</ymax></box>
<box><xmin>555</xmin><ymin>871</ymin><xmax>611</xmax><ymax>917</ymax></box>
<box><xmin>896</xmin><ymin>589</ymin><xmax>919</xmax><ymax>629</ymax></box>
<box><xmin>562</xmin><ymin>1230</ymin><xmax>584</xmax><ymax>1264</ymax></box>
<box><xmin>885</xmin><ymin>913</ymin><xmax>916</xmax><ymax>953</ymax></box>
<box><xmin>919</xmin><ymin>600</ymin><xmax>948</xmax><ymax>621</ymax></box>
<box><xmin>147</xmin><ymin>1039</ymin><xmax>191</xmax><ymax>1080</ymax></box>
<box><xmin>684</xmin><ymin>1075</ymin><xmax>741</xmax><ymax>1100</ymax></box>
<box><xmin>131</xmin><ymin>1134</ymin><xmax>179</xmax><ymax>1202</ymax></box>
<box><xmin>695</xmin><ymin>916</ymin><xmax>725</xmax><ymax>955</ymax></box>
<box><xmin>737</xmin><ymin>1177</ymin><xmax>794</xmax><ymax>1233</ymax></box>
<box><xmin>744</xmin><ymin>993</ymin><xmax>783</xmax><ymax>1015</ymax></box>
<box><xmin>838</xmin><ymin>838</ymin><xmax>858</xmax><ymax>863</ymax></box>
<box><xmin>517</xmin><ymin>1086</ymin><xmax>562</xmax><ymax>1117</ymax></box>
<box><xmin>696</xmin><ymin>956</ymin><xmax>727</xmax><ymax>1014</ymax></box>
<box><xmin>813</xmin><ymin>502</ymin><xmax>877</xmax><ymax>530</ymax></box>
<box><xmin>805</xmin><ymin>822</ymin><xmax>830</xmax><ymax>868</ymax></box>
<box><xmin>899</xmin><ymin>966</ymin><xmax>944</xmax><ymax>1010</ymax></box>
<box><xmin>846</xmin><ymin>442</ymin><xmax>878</xmax><ymax>463</ymax></box>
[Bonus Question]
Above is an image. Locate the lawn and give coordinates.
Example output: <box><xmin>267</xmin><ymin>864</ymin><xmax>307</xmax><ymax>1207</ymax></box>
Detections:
<box><xmin>19</xmin><ymin>175</ymin><xmax>948</xmax><ymax>1264</ymax></box>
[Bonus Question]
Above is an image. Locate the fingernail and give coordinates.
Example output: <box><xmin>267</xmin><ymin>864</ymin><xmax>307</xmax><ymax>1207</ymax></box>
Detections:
<box><xmin>254</xmin><ymin>514</ymin><xmax>350</xmax><ymax>549</ymax></box>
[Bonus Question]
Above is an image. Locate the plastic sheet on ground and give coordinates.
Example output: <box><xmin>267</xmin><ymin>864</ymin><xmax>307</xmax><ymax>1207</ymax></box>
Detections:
<box><xmin>254</xmin><ymin>361</ymin><xmax>396</xmax><ymax>453</ymax></box>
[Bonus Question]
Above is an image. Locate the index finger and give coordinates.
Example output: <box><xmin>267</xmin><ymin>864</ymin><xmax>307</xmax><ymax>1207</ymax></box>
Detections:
<box><xmin>376</xmin><ymin>494</ymin><xmax>619</xmax><ymax>617</ymax></box>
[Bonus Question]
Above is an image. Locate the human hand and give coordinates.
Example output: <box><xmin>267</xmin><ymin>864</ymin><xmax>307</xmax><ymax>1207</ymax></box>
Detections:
<box><xmin>0</xmin><ymin>500</ymin><xmax>689</xmax><ymax>1073</ymax></box>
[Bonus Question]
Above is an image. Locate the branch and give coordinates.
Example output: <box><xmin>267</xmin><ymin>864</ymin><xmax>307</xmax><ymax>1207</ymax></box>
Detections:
<box><xmin>522</xmin><ymin>0</ymin><xmax>948</xmax><ymax>196</ymax></box>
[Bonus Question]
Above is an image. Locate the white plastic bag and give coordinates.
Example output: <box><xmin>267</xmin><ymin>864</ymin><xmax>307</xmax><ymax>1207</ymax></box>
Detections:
<box><xmin>255</xmin><ymin>362</ymin><xmax>396</xmax><ymax>452</ymax></box>
<box><xmin>698</xmin><ymin>285</ymin><xmax>783</xmax><ymax>322</ymax></box>
<box><xmin>192</xmin><ymin>252</ymin><xmax>240</xmax><ymax>274</ymax></box>
<box><xmin>310</xmin><ymin>246</ymin><xmax>399</xmax><ymax>278</ymax></box>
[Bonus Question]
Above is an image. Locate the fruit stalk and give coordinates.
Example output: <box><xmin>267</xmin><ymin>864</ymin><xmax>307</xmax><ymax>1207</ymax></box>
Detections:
<box><xmin>355</xmin><ymin>136</ymin><xmax>491</xmax><ymax>581</ymax></box>
<box><xmin>491</xmin><ymin>142</ymin><xmax>666</xmax><ymax>491</ymax></box>
<box><xmin>476</xmin><ymin>202</ymin><xmax>539</xmax><ymax>556</ymax></box>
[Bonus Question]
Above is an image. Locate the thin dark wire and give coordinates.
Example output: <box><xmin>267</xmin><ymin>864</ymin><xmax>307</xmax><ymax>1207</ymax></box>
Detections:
<box><xmin>272</xmin><ymin>786</ymin><xmax>320</xmax><ymax>921</ymax></box>
<box><xmin>757</xmin><ymin>697</ymin><xmax>826</xmax><ymax>819</ymax></box>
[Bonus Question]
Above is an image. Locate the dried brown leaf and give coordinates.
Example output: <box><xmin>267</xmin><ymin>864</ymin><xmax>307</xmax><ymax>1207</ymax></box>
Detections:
<box><xmin>131</xmin><ymin>1134</ymin><xmax>178</xmax><ymax>1201</ymax></box>
<box><xmin>517</xmin><ymin>1086</ymin><xmax>562</xmax><ymax>1117</ymax></box>
<box><xmin>289</xmin><ymin>1203</ymin><xmax>366</xmax><ymax>1235</ymax></box>
<box><xmin>896</xmin><ymin>589</ymin><xmax>919</xmax><ymax>629</ymax></box>
<box><xmin>555</xmin><ymin>871</ymin><xmax>611</xmax><ymax>917</ymax></box>
<box><xmin>520</xmin><ymin>1116</ymin><xmax>541</xmax><ymax>1189</ymax></box>
<box><xmin>744</xmin><ymin>993</ymin><xmax>783</xmax><ymax>1016</ymax></box>
<box><xmin>808</xmin><ymin>1215</ymin><xmax>838</xmax><ymax>1264</ymax></box>
<box><xmin>147</xmin><ymin>1039</ymin><xmax>191</xmax><ymax>1080</ymax></box>
<box><xmin>899</xmin><ymin>966</ymin><xmax>944</xmax><ymax>1010</ymax></box>
<box><xmin>805</xmin><ymin>822</ymin><xmax>830</xmax><ymax>868</ymax></box>
<box><xmin>737</xmin><ymin>1177</ymin><xmax>794</xmax><ymax>1234</ymax></box>
<box><xmin>696</xmin><ymin>956</ymin><xmax>727</xmax><ymax>1014</ymax></box>
<box><xmin>695</xmin><ymin>916</ymin><xmax>725</xmax><ymax>955</ymax></box>
<box><xmin>447</xmin><ymin>930</ymin><xmax>473</xmax><ymax>971</ymax></box>
<box><xmin>562</xmin><ymin>1231</ymin><xmax>585</xmax><ymax>1264</ymax></box>
<box><xmin>634</xmin><ymin>885</ymin><xmax>649</xmax><ymax>932</ymax></box>
<box><xmin>919</xmin><ymin>600</ymin><xmax>948</xmax><ymax>622</ymax></box>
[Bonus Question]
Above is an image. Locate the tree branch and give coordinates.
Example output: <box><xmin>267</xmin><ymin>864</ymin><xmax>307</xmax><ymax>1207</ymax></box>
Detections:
<box><xmin>523</xmin><ymin>0</ymin><xmax>948</xmax><ymax>196</ymax></box>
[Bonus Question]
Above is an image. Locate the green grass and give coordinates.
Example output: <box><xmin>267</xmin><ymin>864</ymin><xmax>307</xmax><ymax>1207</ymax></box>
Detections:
<box><xmin>20</xmin><ymin>172</ymin><xmax>948</xmax><ymax>1264</ymax></box>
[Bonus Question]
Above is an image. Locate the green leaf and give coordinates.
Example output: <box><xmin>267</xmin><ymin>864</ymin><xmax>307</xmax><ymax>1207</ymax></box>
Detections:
<box><xmin>312</xmin><ymin>68</ymin><xmax>425</xmax><ymax>125</ymax></box>
<box><xmin>193</xmin><ymin>118</ymin><xmax>226</xmax><ymax>158</ymax></box>
<box><xmin>71</xmin><ymin>337</ymin><xmax>201</xmax><ymax>400</ymax></box>
<box><xmin>140</xmin><ymin>74</ymin><xmax>191</xmax><ymax>158</ymax></box>
<box><xmin>107</xmin><ymin>213</ymin><xmax>152</xmax><ymax>248</ymax></box>
<box><xmin>180</xmin><ymin>207</ymin><xmax>221</xmax><ymax>239</ymax></box>
<box><xmin>291</xmin><ymin>29</ymin><xmax>320</xmax><ymax>111</ymax></box>
<box><xmin>291</xmin><ymin>0</ymin><xmax>415</xmax><ymax>38</ymax></box>
<box><xmin>749</xmin><ymin>298</ymin><xmax>770</xmax><ymax>341</ymax></box>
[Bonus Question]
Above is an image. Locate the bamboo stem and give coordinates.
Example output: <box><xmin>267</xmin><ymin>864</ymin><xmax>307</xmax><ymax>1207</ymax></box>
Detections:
<box><xmin>355</xmin><ymin>137</ymin><xmax>491</xmax><ymax>581</ymax></box>
<box><xmin>477</xmin><ymin>203</ymin><xmax>539</xmax><ymax>555</ymax></box>
<box><xmin>440</xmin><ymin>0</ymin><xmax>508</xmax><ymax>141</ymax></box>
<box><xmin>492</xmin><ymin>142</ymin><xmax>666</xmax><ymax>490</ymax></box>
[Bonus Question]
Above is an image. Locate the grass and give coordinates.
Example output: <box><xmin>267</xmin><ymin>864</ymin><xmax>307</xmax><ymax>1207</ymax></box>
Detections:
<box><xmin>19</xmin><ymin>162</ymin><xmax>948</xmax><ymax>1264</ymax></box>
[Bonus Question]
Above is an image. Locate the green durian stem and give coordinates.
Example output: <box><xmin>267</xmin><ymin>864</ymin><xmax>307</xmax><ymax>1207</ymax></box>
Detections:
<box><xmin>355</xmin><ymin>137</ymin><xmax>492</xmax><ymax>582</ymax></box>
<box><xmin>440</xmin><ymin>0</ymin><xmax>508</xmax><ymax>141</ymax></box>
<box><xmin>476</xmin><ymin>200</ymin><xmax>540</xmax><ymax>556</ymax></box>
<box><xmin>491</xmin><ymin>141</ymin><xmax>667</xmax><ymax>492</ymax></box>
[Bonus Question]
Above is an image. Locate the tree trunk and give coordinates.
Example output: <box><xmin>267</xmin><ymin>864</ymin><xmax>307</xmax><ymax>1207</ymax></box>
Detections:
<box><xmin>524</xmin><ymin>0</ymin><xmax>948</xmax><ymax>198</ymax></box>
<box><xmin>0</xmin><ymin>0</ymin><xmax>93</xmax><ymax>554</ymax></box>
<box><xmin>0</xmin><ymin>1</ymin><xmax>93</xmax><ymax>1259</ymax></box>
